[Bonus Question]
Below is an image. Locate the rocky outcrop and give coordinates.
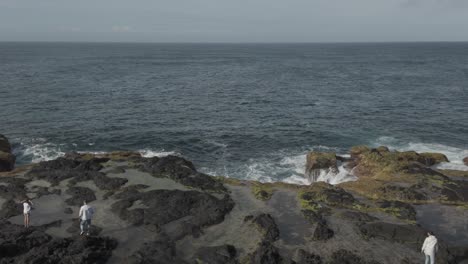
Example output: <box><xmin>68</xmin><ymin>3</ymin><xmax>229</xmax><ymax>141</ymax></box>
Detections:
<box><xmin>111</xmin><ymin>188</ymin><xmax>234</xmax><ymax>237</ymax></box>
<box><xmin>463</xmin><ymin>157</ymin><xmax>468</xmax><ymax>166</ymax></box>
<box><xmin>136</xmin><ymin>155</ymin><xmax>227</xmax><ymax>192</ymax></box>
<box><xmin>418</xmin><ymin>152</ymin><xmax>449</xmax><ymax>166</ymax></box>
<box><xmin>2</xmin><ymin>149</ymin><xmax>467</xmax><ymax>264</ymax></box>
<box><xmin>26</xmin><ymin>157</ymin><xmax>105</xmax><ymax>186</ymax></box>
<box><xmin>305</xmin><ymin>152</ymin><xmax>338</xmax><ymax>182</ymax></box>
<box><xmin>65</xmin><ymin>186</ymin><xmax>97</xmax><ymax>206</ymax></box>
<box><xmin>375</xmin><ymin>200</ymin><xmax>417</xmax><ymax>221</ymax></box>
<box><xmin>0</xmin><ymin>221</ymin><xmax>117</xmax><ymax>264</ymax></box>
<box><xmin>359</xmin><ymin>222</ymin><xmax>426</xmax><ymax>250</ymax></box>
<box><xmin>245</xmin><ymin>213</ymin><xmax>280</xmax><ymax>242</ymax></box>
<box><xmin>0</xmin><ymin>134</ymin><xmax>15</xmax><ymax>172</ymax></box>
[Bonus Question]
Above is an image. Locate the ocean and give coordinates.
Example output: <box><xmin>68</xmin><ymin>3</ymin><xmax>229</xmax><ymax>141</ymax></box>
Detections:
<box><xmin>1</xmin><ymin>42</ymin><xmax>467</xmax><ymax>183</ymax></box>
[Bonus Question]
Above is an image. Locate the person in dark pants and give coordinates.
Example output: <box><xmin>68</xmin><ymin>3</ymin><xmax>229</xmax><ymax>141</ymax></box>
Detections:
<box><xmin>78</xmin><ymin>200</ymin><xmax>95</xmax><ymax>236</ymax></box>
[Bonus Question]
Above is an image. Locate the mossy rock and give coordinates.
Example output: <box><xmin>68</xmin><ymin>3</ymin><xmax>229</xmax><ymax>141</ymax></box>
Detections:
<box><xmin>438</xmin><ymin>169</ymin><xmax>468</xmax><ymax>178</ymax></box>
<box><xmin>298</xmin><ymin>182</ymin><xmax>356</xmax><ymax>208</ymax></box>
<box><xmin>350</xmin><ymin>145</ymin><xmax>370</xmax><ymax>158</ymax></box>
<box><xmin>375</xmin><ymin>200</ymin><xmax>417</xmax><ymax>221</ymax></box>
<box><xmin>375</xmin><ymin>146</ymin><xmax>390</xmax><ymax>153</ymax></box>
<box><xmin>418</xmin><ymin>152</ymin><xmax>449</xmax><ymax>166</ymax></box>
<box><xmin>251</xmin><ymin>183</ymin><xmax>274</xmax><ymax>201</ymax></box>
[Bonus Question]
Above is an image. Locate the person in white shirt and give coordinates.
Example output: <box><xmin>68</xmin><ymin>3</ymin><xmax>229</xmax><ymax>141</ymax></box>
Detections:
<box><xmin>78</xmin><ymin>200</ymin><xmax>95</xmax><ymax>236</ymax></box>
<box><xmin>421</xmin><ymin>231</ymin><xmax>438</xmax><ymax>264</ymax></box>
<box><xmin>22</xmin><ymin>199</ymin><xmax>33</xmax><ymax>228</ymax></box>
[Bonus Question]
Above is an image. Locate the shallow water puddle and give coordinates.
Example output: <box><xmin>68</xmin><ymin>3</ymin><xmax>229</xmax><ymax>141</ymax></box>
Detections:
<box><xmin>8</xmin><ymin>194</ymin><xmax>73</xmax><ymax>226</ymax></box>
<box><xmin>416</xmin><ymin>204</ymin><xmax>468</xmax><ymax>246</ymax></box>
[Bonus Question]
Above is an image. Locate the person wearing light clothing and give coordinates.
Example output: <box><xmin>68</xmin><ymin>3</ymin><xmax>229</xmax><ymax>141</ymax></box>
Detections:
<box><xmin>421</xmin><ymin>231</ymin><xmax>438</xmax><ymax>264</ymax></box>
<box><xmin>78</xmin><ymin>200</ymin><xmax>95</xmax><ymax>236</ymax></box>
<box><xmin>22</xmin><ymin>198</ymin><xmax>33</xmax><ymax>228</ymax></box>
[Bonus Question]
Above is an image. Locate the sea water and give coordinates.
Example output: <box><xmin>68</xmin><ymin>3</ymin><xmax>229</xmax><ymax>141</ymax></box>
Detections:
<box><xmin>1</xmin><ymin>42</ymin><xmax>467</xmax><ymax>184</ymax></box>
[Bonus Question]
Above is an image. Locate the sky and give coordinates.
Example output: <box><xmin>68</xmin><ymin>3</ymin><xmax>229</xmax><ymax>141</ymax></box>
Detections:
<box><xmin>0</xmin><ymin>0</ymin><xmax>467</xmax><ymax>42</ymax></box>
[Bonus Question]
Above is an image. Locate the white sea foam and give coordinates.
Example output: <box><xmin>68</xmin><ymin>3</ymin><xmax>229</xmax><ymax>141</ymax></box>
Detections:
<box><xmin>373</xmin><ymin>136</ymin><xmax>468</xmax><ymax>171</ymax></box>
<box><xmin>238</xmin><ymin>148</ymin><xmax>357</xmax><ymax>185</ymax></box>
<box><xmin>13</xmin><ymin>138</ymin><xmax>66</xmax><ymax>163</ymax></box>
<box><xmin>138</xmin><ymin>149</ymin><xmax>179</xmax><ymax>158</ymax></box>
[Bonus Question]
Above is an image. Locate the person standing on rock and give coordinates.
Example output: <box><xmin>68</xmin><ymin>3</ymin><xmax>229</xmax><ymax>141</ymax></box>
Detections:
<box><xmin>78</xmin><ymin>200</ymin><xmax>95</xmax><ymax>236</ymax></box>
<box><xmin>22</xmin><ymin>198</ymin><xmax>33</xmax><ymax>228</ymax></box>
<box><xmin>421</xmin><ymin>231</ymin><xmax>438</xmax><ymax>264</ymax></box>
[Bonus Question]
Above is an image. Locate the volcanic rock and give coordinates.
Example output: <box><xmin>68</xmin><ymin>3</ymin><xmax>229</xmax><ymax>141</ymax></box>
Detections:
<box><xmin>194</xmin><ymin>245</ymin><xmax>238</xmax><ymax>264</ymax></box>
<box><xmin>0</xmin><ymin>134</ymin><xmax>15</xmax><ymax>172</ymax></box>
<box><xmin>305</xmin><ymin>152</ymin><xmax>338</xmax><ymax>182</ymax></box>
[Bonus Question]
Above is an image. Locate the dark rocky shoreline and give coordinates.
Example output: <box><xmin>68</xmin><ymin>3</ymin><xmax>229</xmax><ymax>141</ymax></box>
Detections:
<box><xmin>1</xmin><ymin>134</ymin><xmax>467</xmax><ymax>264</ymax></box>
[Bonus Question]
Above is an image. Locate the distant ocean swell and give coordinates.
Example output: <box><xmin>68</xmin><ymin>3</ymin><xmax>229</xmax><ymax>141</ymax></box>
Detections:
<box><xmin>11</xmin><ymin>136</ymin><xmax>468</xmax><ymax>185</ymax></box>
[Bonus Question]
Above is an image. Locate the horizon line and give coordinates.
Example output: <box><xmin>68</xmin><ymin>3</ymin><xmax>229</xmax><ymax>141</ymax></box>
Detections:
<box><xmin>1</xmin><ymin>40</ymin><xmax>468</xmax><ymax>45</ymax></box>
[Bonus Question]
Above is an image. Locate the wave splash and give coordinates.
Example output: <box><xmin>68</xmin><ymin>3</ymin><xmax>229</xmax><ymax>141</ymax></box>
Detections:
<box><xmin>12</xmin><ymin>138</ymin><xmax>66</xmax><ymax>164</ymax></box>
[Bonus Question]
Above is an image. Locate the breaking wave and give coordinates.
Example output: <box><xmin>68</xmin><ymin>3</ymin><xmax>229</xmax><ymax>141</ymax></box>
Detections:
<box><xmin>12</xmin><ymin>138</ymin><xmax>66</xmax><ymax>164</ymax></box>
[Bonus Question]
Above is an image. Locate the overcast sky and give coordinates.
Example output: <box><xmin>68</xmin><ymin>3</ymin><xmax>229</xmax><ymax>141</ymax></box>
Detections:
<box><xmin>0</xmin><ymin>0</ymin><xmax>467</xmax><ymax>42</ymax></box>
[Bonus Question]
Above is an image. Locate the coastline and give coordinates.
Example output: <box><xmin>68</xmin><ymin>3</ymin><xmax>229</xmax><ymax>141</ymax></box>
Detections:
<box><xmin>1</xmin><ymin>133</ymin><xmax>468</xmax><ymax>263</ymax></box>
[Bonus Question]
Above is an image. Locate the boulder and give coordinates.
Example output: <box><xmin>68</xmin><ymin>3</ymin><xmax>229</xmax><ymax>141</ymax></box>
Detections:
<box><xmin>305</xmin><ymin>152</ymin><xmax>338</xmax><ymax>182</ymax></box>
<box><xmin>464</xmin><ymin>157</ymin><xmax>468</xmax><ymax>166</ymax></box>
<box><xmin>0</xmin><ymin>134</ymin><xmax>15</xmax><ymax>172</ymax></box>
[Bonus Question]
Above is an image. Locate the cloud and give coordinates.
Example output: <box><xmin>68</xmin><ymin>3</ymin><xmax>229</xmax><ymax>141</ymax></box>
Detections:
<box><xmin>111</xmin><ymin>25</ymin><xmax>132</xmax><ymax>33</ymax></box>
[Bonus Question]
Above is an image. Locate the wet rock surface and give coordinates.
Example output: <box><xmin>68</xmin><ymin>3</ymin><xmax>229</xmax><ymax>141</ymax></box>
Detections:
<box><xmin>305</xmin><ymin>152</ymin><xmax>338</xmax><ymax>182</ymax></box>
